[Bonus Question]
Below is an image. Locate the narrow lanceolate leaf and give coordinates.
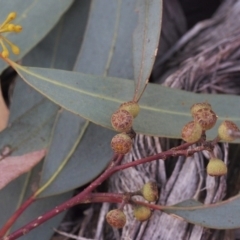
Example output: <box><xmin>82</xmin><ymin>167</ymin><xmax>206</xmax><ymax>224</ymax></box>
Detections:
<box><xmin>0</xmin><ymin>149</ymin><xmax>46</xmax><ymax>190</ymax></box>
<box><xmin>38</xmin><ymin>117</ymin><xmax>114</xmax><ymax>198</ymax></box>
<box><xmin>164</xmin><ymin>196</ymin><xmax>240</xmax><ymax>229</ymax></box>
<box><xmin>0</xmin><ymin>99</ymin><xmax>58</xmax><ymax>156</ymax></box>
<box><xmin>37</xmin><ymin>110</ymin><xmax>88</xmax><ymax>197</ymax></box>
<box><xmin>133</xmin><ymin>0</ymin><xmax>162</xmax><ymax>101</ymax></box>
<box><xmin>11</xmin><ymin>63</ymin><xmax>240</xmax><ymax>142</ymax></box>
<box><xmin>0</xmin><ymin>0</ymin><xmax>73</xmax><ymax>72</ymax></box>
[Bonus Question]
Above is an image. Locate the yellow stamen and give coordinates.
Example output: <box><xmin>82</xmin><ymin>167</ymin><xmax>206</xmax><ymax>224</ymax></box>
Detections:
<box><xmin>0</xmin><ymin>39</ymin><xmax>9</xmax><ymax>58</ymax></box>
<box><xmin>1</xmin><ymin>35</ymin><xmax>20</xmax><ymax>55</ymax></box>
<box><xmin>0</xmin><ymin>24</ymin><xmax>22</xmax><ymax>33</ymax></box>
<box><xmin>0</xmin><ymin>12</ymin><xmax>17</xmax><ymax>29</ymax></box>
<box><xmin>0</xmin><ymin>27</ymin><xmax>8</xmax><ymax>33</ymax></box>
<box><xmin>11</xmin><ymin>45</ymin><xmax>20</xmax><ymax>55</ymax></box>
<box><xmin>13</xmin><ymin>25</ymin><xmax>22</xmax><ymax>33</ymax></box>
<box><xmin>7</xmin><ymin>24</ymin><xmax>15</xmax><ymax>31</ymax></box>
<box><xmin>7</xmin><ymin>12</ymin><xmax>17</xmax><ymax>21</ymax></box>
<box><xmin>2</xmin><ymin>50</ymin><xmax>9</xmax><ymax>58</ymax></box>
<box><xmin>0</xmin><ymin>12</ymin><xmax>21</xmax><ymax>57</ymax></box>
<box><xmin>0</xmin><ymin>24</ymin><xmax>12</xmax><ymax>33</ymax></box>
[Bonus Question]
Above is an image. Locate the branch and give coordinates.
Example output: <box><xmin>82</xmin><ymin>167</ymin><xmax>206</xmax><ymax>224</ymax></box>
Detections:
<box><xmin>4</xmin><ymin>143</ymin><xmax>206</xmax><ymax>240</ymax></box>
<box><xmin>113</xmin><ymin>145</ymin><xmax>205</xmax><ymax>172</ymax></box>
<box><xmin>3</xmin><ymin>154</ymin><xmax>123</xmax><ymax>240</ymax></box>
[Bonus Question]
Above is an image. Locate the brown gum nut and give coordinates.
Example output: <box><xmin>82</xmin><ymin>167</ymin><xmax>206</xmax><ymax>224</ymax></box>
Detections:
<box><xmin>194</xmin><ymin>108</ymin><xmax>217</xmax><ymax>130</ymax></box>
<box><xmin>181</xmin><ymin>121</ymin><xmax>202</xmax><ymax>143</ymax></box>
<box><xmin>106</xmin><ymin>209</ymin><xmax>126</xmax><ymax>228</ymax></box>
<box><xmin>111</xmin><ymin>109</ymin><xmax>133</xmax><ymax>132</ymax></box>
<box><xmin>190</xmin><ymin>102</ymin><xmax>212</xmax><ymax>117</ymax></box>
<box><xmin>111</xmin><ymin>133</ymin><xmax>132</xmax><ymax>154</ymax></box>
<box><xmin>207</xmin><ymin>158</ymin><xmax>227</xmax><ymax>176</ymax></box>
<box><xmin>218</xmin><ymin>120</ymin><xmax>239</xmax><ymax>142</ymax></box>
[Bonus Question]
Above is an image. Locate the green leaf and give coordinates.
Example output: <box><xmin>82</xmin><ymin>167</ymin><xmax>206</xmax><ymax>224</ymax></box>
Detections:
<box><xmin>8</xmin><ymin>79</ymin><xmax>44</xmax><ymax>123</ymax></box>
<box><xmin>75</xmin><ymin>0</ymin><xmax>134</xmax><ymax>78</ymax></box>
<box><xmin>11</xmin><ymin>64</ymin><xmax>240</xmax><ymax>142</ymax></box>
<box><xmin>22</xmin><ymin>0</ymin><xmax>90</xmax><ymax>70</ymax></box>
<box><xmin>0</xmin><ymin>99</ymin><xmax>60</xmax><ymax>238</ymax></box>
<box><xmin>0</xmin><ymin>1</ymin><xmax>91</xmax><ymax>238</ymax></box>
<box><xmin>4</xmin><ymin>0</ymin><xmax>114</xmax><ymax>200</ymax></box>
<box><xmin>0</xmin><ymin>0</ymin><xmax>73</xmax><ymax>72</ymax></box>
<box><xmin>23</xmin><ymin>0</ymin><xmax>114</xmax><ymax>198</ymax></box>
<box><xmin>133</xmin><ymin>0</ymin><xmax>162</xmax><ymax>101</ymax></box>
<box><xmin>164</xmin><ymin>196</ymin><xmax>240</xmax><ymax>229</ymax></box>
<box><xmin>39</xmin><ymin>117</ymin><xmax>115</xmax><ymax>198</ymax></box>
<box><xmin>0</xmin><ymin>99</ymin><xmax>58</xmax><ymax>156</ymax></box>
<box><xmin>10</xmin><ymin>162</ymin><xmax>73</xmax><ymax>240</ymax></box>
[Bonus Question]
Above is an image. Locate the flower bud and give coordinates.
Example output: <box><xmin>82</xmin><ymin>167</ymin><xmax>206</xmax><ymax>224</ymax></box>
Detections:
<box><xmin>181</xmin><ymin>121</ymin><xmax>202</xmax><ymax>143</ymax></box>
<box><xmin>190</xmin><ymin>102</ymin><xmax>212</xmax><ymax>117</ymax></box>
<box><xmin>106</xmin><ymin>209</ymin><xmax>126</xmax><ymax>228</ymax></box>
<box><xmin>133</xmin><ymin>205</ymin><xmax>151</xmax><ymax>221</ymax></box>
<box><xmin>141</xmin><ymin>182</ymin><xmax>158</xmax><ymax>202</ymax></box>
<box><xmin>218</xmin><ymin>120</ymin><xmax>239</xmax><ymax>142</ymax></box>
<box><xmin>111</xmin><ymin>133</ymin><xmax>132</xmax><ymax>154</ymax></box>
<box><xmin>111</xmin><ymin>109</ymin><xmax>133</xmax><ymax>132</ymax></box>
<box><xmin>193</xmin><ymin>108</ymin><xmax>217</xmax><ymax>131</ymax></box>
<box><xmin>120</xmin><ymin>101</ymin><xmax>140</xmax><ymax>118</ymax></box>
<box><xmin>207</xmin><ymin>158</ymin><xmax>227</xmax><ymax>176</ymax></box>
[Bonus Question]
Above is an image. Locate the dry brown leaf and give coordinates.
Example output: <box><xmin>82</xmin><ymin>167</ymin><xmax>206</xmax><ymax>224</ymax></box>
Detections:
<box><xmin>0</xmin><ymin>149</ymin><xmax>46</xmax><ymax>190</ymax></box>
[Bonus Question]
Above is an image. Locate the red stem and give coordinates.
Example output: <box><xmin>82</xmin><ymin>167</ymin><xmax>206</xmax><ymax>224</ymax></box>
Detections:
<box><xmin>0</xmin><ymin>195</ymin><xmax>35</xmax><ymax>237</ymax></box>
<box><xmin>4</xmin><ymin>145</ymin><xmax>205</xmax><ymax>240</ymax></box>
<box><xmin>113</xmin><ymin>146</ymin><xmax>205</xmax><ymax>172</ymax></box>
<box><xmin>3</xmin><ymin>154</ymin><xmax>123</xmax><ymax>240</ymax></box>
<box><xmin>0</xmin><ymin>153</ymin><xmax>120</xmax><ymax>238</ymax></box>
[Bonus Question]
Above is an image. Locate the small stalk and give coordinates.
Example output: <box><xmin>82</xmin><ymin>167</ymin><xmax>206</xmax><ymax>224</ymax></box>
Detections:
<box><xmin>4</xmin><ymin>144</ymin><xmax>207</xmax><ymax>240</ymax></box>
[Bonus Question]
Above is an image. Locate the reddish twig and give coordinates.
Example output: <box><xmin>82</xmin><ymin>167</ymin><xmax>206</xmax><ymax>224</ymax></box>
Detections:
<box><xmin>3</xmin><ymin>154</ymin><xmax>124</xmax><ymax>240</ymax></box>
<box><xmin>113</xmin><ymin>145</ymin><xmax>205</xmax><ymax>172</ymax></box>
<box><xmin>4</xmin><ymin>144</ymin><xmax>206</xmax><ymax>240</ymax></box>
<box><xmin>0</xmin><ymin>195</ymin><xmax>35</xmax><ymax>237</ymax></box>
<box><xmin>0</xmin><ymin>153</ymin><xmax>120</xmax><ymax>239</ymax></box>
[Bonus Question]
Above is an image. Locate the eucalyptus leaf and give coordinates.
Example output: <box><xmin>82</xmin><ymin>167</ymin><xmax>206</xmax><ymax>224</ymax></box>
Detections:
<box><xmin>0</xmin><ymin>1</ymin><xmax>90</xmax><ymax>238</ymax></box>
<box><xmin>10</xmin><ymin>162</ymin><xmax>73</xmax><ymax>240</ymax></box>
<box><xmin>75</xmin><ymin>0</ymin><xmax>125</xmax><ymax>76</ymax></box>
<box><xmin>38</xmin><ymin>110</ymin><xmax>87</xmax><ymax>197</ymax></box>
<box><xmin>0</xmin><ymin>99</ymin><xmax>58</xmax><ymax>238</ymax></box>
<box><xmin>74</xmin><ymin>0</ymin><xmax>136</xmax><ymax>79</ymax></box>
<box><xmin>75</xmin><ymin>0</ymin><xmax>162</xmax><ymax>83</ymax></box>
<box><xmin>30</xmin><ymin>0</ymin><xmax>113</xmax><ymax>198</ymax></box>
<box><xmin>164</xmin><ymin>196</ymin><xmax>240</xmax><ymax>229</ymax></box>
<box><xmin>9</xmin><ymin>79</ymin><xmax>44</xmax><ymax>123</ymax></box>
<box><xmin>11</xmin><ymin>64</ymin><xmax>240</xmax><ymax>142</ymax></box>
<box><xmin>0</xmin><ymin>149</ymin><xmax>46</xmax><ymax>190</ymax></box>
<box><xmin>39</xmin><ymin>120</ymin><xmax>115</xmax><ymax>198</ymax></box>
<box><xmin>0</xmin><ymin>0</ymin><xmax>73</xmax><ymax>72</ymax></box>
<box><xmin>0</xmin><ymin>99</ymin><xmax>58</xmax><ymax>156</ymax></box>
<box><xmin>133</xmin><ymin>0</ymin><xmax>162</xmax><ymax>101</ymax></box>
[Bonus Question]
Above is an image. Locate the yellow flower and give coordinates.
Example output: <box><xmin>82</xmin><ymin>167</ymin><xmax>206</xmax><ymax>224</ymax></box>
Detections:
<box><xmin>0</xmin><ymin>12</ymin><xmax>22</xmax><ymax>58</ymax></box>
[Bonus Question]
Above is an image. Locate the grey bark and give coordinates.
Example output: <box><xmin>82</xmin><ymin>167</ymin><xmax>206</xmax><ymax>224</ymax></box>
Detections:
<box><xmin>104</xmin><ymin>0</ymin><xmax>240</xmax><ymax>239</ymax></box>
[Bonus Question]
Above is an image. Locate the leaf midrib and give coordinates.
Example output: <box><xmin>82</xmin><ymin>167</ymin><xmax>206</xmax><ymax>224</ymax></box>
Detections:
<box><xmin>14</xmin><ymin>63</ymin><xmax>191</xmax><ymax>117</ymax></box>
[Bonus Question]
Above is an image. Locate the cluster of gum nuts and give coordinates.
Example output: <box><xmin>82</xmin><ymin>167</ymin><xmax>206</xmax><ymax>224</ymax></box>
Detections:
<box><xmin>181</xmin><ymin>102</ymin><xmax>240</xmax><ymax>176</ymax></box>
<box><xmin>107</xmin><ymin>102</ymin><xmax>240</xmax><ymax>228</ymax></box>
<box><xmin>106</xmin><ymin>182</ymin><xmax>158</xmax><ymax>229</ymax></box>
<box><xmin>110</xmin><ymin>101</ymin><xmax>140</xmax><ymax>155</ymax></box>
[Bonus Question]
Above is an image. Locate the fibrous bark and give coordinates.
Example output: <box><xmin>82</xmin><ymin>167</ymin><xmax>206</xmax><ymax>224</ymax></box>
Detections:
<box><xmin>105</xmin><ymin>0</ymin><xmax>240</xmax><ymax>239</ymax></box>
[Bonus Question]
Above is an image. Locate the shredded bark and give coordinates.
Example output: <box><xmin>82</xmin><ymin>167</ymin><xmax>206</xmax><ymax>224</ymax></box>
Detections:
<box><xmin>54</xmin><ymin>0</ymin><xmax>240</xmax><ymax>239</ymax></box>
